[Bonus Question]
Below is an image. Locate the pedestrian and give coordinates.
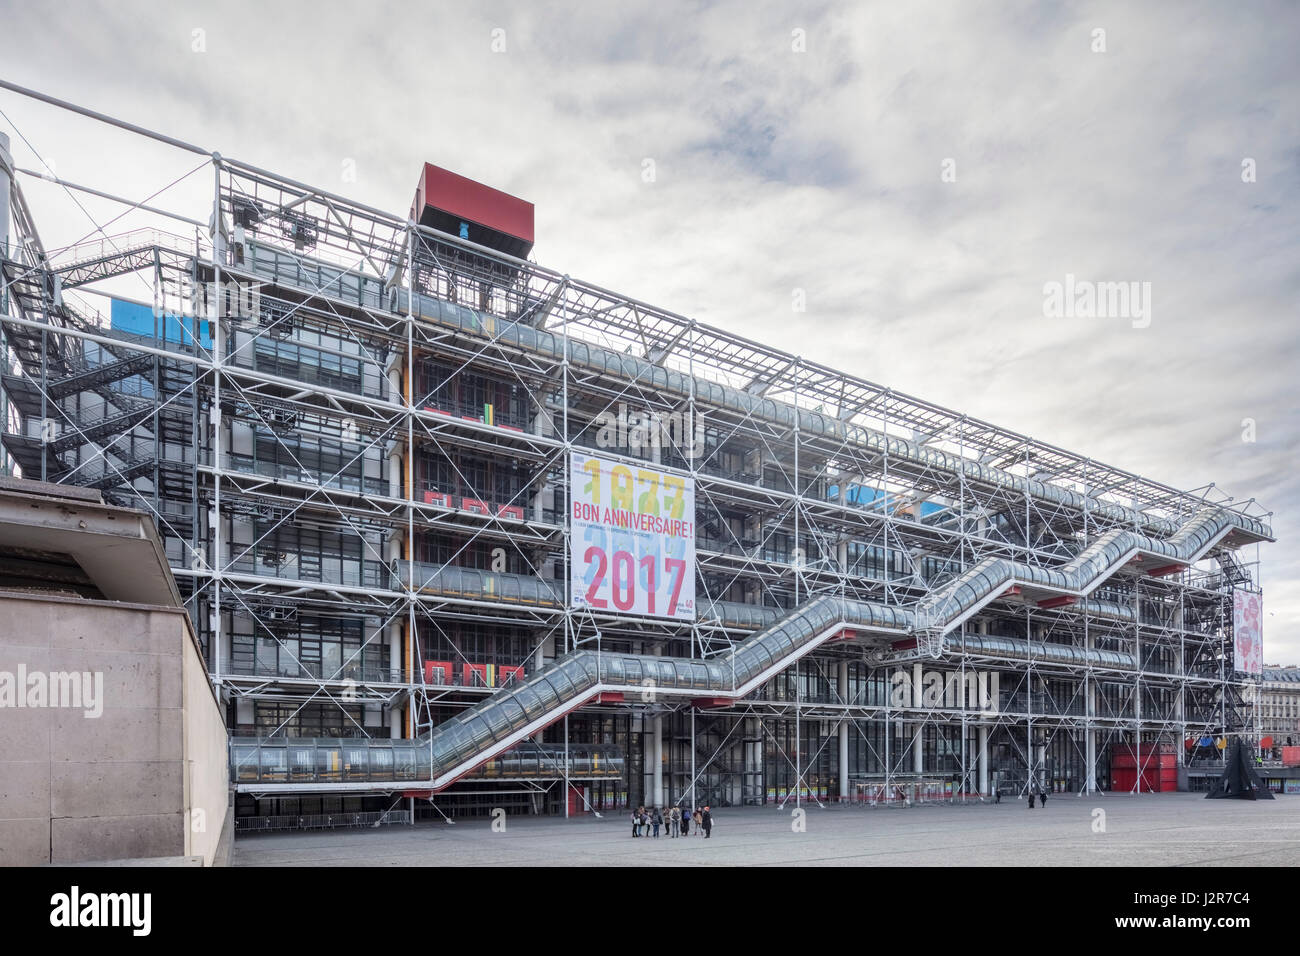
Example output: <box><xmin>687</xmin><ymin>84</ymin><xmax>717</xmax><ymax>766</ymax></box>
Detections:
<box><xmin>632</xmin><ymin>806</ymin><xmax>641</xmax><ymax>837</ymax></box>
<box><xmin>669</xmin><ymin>805</ymin><xmax>680</xmax><ymax>837</ymax></box>
<box><xmin>702</xmin><ymin>805</ymin><xmax>713</xmax><ymax>839</ymax></box>
<box><xmin>692</xmin><ymin>808</ymin><xmax>703</xmax><ymax>835</ymax></box>
<box><xmin>652</xmin><ymin>806</ymin><xmax>662</xmax><ymax>838</ymax></box>
<box><xmin>680</xmin><ymin>802</ymin><xmax>690</xmax><ymax>836</ymax></box>
<box><xmin>994</xmin><ymin>787</ymin><xmax>1001</xmax><ymax>804</ymax></box>
<box><xmin>1040</xmin><ymin>786</ymin><xmax>1048</xmax><ymax>808</ymax></box>
<box><xmin>1027</xmin><ymin>790</ymin><xmax>1035</xmax><ymax>809</ymax></box>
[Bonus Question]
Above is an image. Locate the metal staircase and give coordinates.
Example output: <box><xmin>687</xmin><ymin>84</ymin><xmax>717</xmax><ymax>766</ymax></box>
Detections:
<box><xmin>230</xmin><ymin>501</ymin><xmax>1270</xmax><ymax>795</ymax></box>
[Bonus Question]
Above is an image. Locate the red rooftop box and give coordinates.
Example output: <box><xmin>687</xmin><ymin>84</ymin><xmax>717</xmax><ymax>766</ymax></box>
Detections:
<box><xmin>412</xmin><ymin>162</ymin><xmax>534</xmax><ymax>258</ymax></box>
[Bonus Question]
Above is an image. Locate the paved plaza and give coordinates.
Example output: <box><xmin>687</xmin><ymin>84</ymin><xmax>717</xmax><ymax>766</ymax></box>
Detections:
<box><xmin>234</xmin><ymin>793</ymin><xmax>1300</xmax><ymax>866</ymax></box>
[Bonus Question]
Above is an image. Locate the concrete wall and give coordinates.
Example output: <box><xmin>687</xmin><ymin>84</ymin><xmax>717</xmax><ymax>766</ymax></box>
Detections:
<box><xmin>0</xmin><ymin>591</ymin><xmax>228</xmax><ymax>866</ymax></box>
<box><xmin>181</xmin><ymin>630</ymin><xmax>231</xmax><ymax>865</ymax></box>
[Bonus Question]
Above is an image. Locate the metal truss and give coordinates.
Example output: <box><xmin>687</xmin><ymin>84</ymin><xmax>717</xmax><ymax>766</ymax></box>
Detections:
<box><xmin>0</xmin><ymin>82</ymin><xmax>1273</xmax><ymax>813</ymax></box>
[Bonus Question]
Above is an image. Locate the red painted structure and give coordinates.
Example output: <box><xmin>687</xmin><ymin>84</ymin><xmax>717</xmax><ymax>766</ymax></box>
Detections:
<box><xmin>412</xmin><ymin>162</ymin><xmax>534</xmax><ymax>259</ymax></box>
<box><xmin>424</xmin><ymin>660</ymin><xmax>524</xmax><ymax>688</ymax></box>
<box><xmin>1147</xmin><ymin>563</ymin><xmax>1186</xmax><ymax>578</ymax></box>
<box><xmin>1111</xmin><ymin>743</ymin><xmax>1177</xmax><ymax>792</ymax></box>
<box><xmin>424</xmin><ymin>660</ymin><xmax>455</xmax><ymax>685</ymax></box>
<box><xmin>692</xmin><ymin>697</ymin><xmax>731</xmax><ymax>709</ymax></box>
<box><xmin>566</xmin><ymin>784</ymin><xmax>588</xmax><ymax>816</ymax></box>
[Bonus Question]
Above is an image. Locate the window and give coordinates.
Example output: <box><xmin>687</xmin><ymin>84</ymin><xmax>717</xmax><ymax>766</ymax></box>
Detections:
<box><xmin>230</xmin><ymin>616</ymin><xmax>387</xmax><ymax>681</ymax></box>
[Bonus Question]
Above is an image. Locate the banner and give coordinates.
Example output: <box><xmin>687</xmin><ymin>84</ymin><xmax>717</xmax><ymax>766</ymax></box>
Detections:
<box><xmin>569</xmin><ymin>452</ymin><xmax>695</xmax><ymax>621</ymax></box>
<box><xmin>1233</xmin><ymin>589</ymin><xmax>1263</xmax><ymax>675</ymax></box>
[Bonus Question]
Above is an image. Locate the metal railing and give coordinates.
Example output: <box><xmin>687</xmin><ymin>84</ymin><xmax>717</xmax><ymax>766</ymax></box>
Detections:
<box><xmin>224</xmin><ymin>659</ymin><xmax>396</xmax><ymax>684</ymax></box>
<box><xmin>235</xmin><ymin>809</ymin><xmax>412</xmax><ymax>833</ymax></box>
<box><xmin>52</xmin><ymin>227</ymin><xmax>194</xmax><ymax>269</ymax></box>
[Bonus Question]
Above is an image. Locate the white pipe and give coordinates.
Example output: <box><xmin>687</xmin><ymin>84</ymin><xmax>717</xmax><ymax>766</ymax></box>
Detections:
<box><xmin>838</xmin><ymin>660</ymin><xmax>849</xmax><ymax>800</ymax></box>
<box><xmin>978</xmin><ymin>725</ymin><xmax>989</xmax><ymax>796</ymax></box>
<box><xmin>0</xmin><ymin>132</ymin><xmax>12</xmax><ymax>261</ymax></box>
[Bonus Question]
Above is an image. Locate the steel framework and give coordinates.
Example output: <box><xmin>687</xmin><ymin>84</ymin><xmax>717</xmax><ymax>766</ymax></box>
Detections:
<box><xmin>0</xmin><ymin>81</ymin><xmax>1274</xmax><ymax>822</ymax></box>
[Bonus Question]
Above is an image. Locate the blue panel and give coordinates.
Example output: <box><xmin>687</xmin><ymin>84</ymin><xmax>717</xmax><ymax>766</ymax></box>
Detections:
<box><xmin>110</xmin><ymin>299</ymin><xmax>211</xmax><ymax>348</ymax></box>
<box><xmin>827</xmin><ymin>483</ymin><xmax>884</xmax><ymax>506</ymax></box>
<box><xmin>827</xmin><ymin>483</ymin><xmax>946</xmax><ymax>518</ymax></box>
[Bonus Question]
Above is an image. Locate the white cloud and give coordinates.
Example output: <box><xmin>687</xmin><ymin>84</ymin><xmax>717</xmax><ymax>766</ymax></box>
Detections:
<box><xmin>2</xmin><ymin>0</ymin><xmax>1296</xmax><ymax>658</ymax></box>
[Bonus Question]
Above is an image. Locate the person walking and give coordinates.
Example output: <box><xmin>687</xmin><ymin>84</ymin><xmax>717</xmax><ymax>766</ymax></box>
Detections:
<box><xmin>1040</xmin><ymin>785</ymin><xmax>1048</xmax><ymax>808</ymax></box>
<box><xmin>702</xmin><ymin>805</ymin><xmax>713</xmax><ymax>839</ymax></box>
<box><xmin>652</xmin><ymin>806</ymin><xmax>662</xmax><ymax>839</ymax></box>
<box><xmin>680</xmin><ymin>803</ymin><xmax>690</xmax><ymax>836</ymax></box>
<box><xmin>1027</xmin><ymin>790</ymin><xmax>1035</xmax><ymax>809</ymax></box>
<box><xmin>632</xmin><ymin>806</ymin><xmax>641</xmax><ymax>837</ymax></box>
<box><xmin>669</xmin><ymin>805</ymin><xmax>680</xmax><ymax>837</ymax></box>
<box><xmin>692</xmin><ymin>808</ymin><xmax>703</xmax><ymax>835</ymax></box>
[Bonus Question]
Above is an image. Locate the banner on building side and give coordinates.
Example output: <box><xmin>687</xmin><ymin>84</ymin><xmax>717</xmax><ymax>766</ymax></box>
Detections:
<box><xmin>1232</xmin><ymin>589</ymin><xmax>1263</xmax><ymax>676</ymax></box>
<box><xmin>569</xmin><ymin>452</ymin><xmax>695</xmax><ymax>621</ymax></box>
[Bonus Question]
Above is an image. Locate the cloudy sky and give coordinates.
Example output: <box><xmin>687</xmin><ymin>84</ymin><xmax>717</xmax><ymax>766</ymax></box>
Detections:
<box><xmin>2</xmin><ymin>0</ymin><xmax>1297</xmax><ymax>659</ymax></box>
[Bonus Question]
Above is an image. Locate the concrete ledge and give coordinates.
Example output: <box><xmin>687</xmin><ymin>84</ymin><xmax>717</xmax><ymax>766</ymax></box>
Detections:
<box><xmin>212</xmin><ymin>801</ymin><xmax>236</xmax><ymax>867</ymax></box>
<box><xmin>51</xmin><ymin>812</ymin><xmax>184</xmax><ymax>863</ymax></box>
<box><xmin>60</xmin><ymin>855</ymin><xmax>204</xmax><ymax>867</ymax></box>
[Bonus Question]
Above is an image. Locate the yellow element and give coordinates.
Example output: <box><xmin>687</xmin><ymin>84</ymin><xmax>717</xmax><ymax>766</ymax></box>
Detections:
<box><xmin>610</xmin><ymin>465</ymin><xmax>634</xmax><ymax>511</ymax></box>
<box><xmin>662</xmin><ymin>475</ymin><xmax>686</xmax><ymax>518</ymax></box>
<box><xmin>636</xmin><ymin>470</ymin><xmax>661</xmax><ymax>515</ymax></box>
<box><xmin>582</xmin><ymin>458</ymin><xmax>601</xmax><ymax>504</ymax></box>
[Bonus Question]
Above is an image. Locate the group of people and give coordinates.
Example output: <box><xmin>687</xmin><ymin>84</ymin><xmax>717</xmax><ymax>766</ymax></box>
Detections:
<box><xmin>630</xmin><ymin>803</ymin><xmax>713</xmax><ymax>838</ymax></box>
<box><xmin>990</xmin><ymin>784</ymin><xmax>1049</xmax><ymax>808</ymax></box>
